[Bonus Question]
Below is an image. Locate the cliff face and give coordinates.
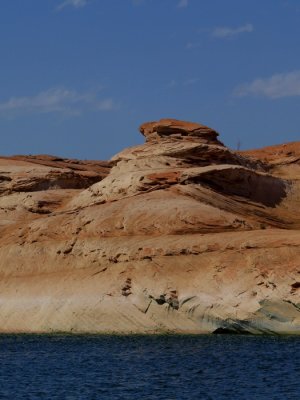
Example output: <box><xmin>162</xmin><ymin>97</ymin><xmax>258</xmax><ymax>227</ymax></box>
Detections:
<box><xmin>0</xmin><ymin>120</ymin><xmax>300</xmax><ymax>334</ymax></box>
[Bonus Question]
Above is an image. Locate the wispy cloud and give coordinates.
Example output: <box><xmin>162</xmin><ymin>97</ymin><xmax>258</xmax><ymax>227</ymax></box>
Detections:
<box><xmin>234</xmin><ymin>70</ymin><xmax>300</xmax><ymax>99</ymax></box>
<box><xmin>212</xmin><ymin>23</ymin><xmax>253</xmax><ymax>38</ymax></box>
<box><xmin>168</xmin><ymin>77</ymin><xmax>199</xmax><ymax>88</ymax></box>
<box><xmin>57</xmin><ymin>0</ymin><xmax>88</xmax><ymax>11</ymax></box>
<box><xmin>186</xmin><ymin>42</ymin><xmax>201</xmax><ymax>49</ymax></box>
<box><xmin>183</xmin><ymin>78</ymin><xmax>199</xmax><ymax>86</ymax></box>
<box><xmin>177</xmin><ymin>0</ymin><xmax>189</xmax><ymax>8</ymax></box>
<box><xmin>168</xmin><ymin>80</ymin><xmax>177</xmax><ymax>88</ymax></box>
<box><xmin>96</xmin><ymin>98</ymin><xmax>115</xmax><ymax>111</ymax></box>
<box><xmin>0</xmin><ymin>87</ymin><xmax>117</xmax><ymax>117</ymax></box>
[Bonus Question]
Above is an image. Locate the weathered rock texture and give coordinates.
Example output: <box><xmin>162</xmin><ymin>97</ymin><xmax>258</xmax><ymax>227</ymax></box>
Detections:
<box><xmin>0</xmin><ymin>120</ymin><xmax>299</xmax><ymax>334</ymax></box>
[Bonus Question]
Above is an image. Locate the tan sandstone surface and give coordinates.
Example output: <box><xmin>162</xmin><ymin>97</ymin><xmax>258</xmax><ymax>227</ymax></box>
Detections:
<box><xmin>0</xmin><ymin>119</ymin><xmax>299</xmax><ymax>334</ymax></box>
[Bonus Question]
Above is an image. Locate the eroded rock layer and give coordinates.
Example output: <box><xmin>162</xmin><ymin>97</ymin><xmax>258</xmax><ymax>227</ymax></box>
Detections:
<box><xmin>0</xmin><ymin>121</ymin><xmax>299</xmax><ymax>334</ymax></box>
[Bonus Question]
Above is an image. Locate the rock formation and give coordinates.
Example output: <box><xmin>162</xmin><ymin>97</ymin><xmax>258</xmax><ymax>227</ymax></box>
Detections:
<box><xmin>0</xmin><ymin>119</ymin><xmax>299</xmax><ymax>334</ymax></box>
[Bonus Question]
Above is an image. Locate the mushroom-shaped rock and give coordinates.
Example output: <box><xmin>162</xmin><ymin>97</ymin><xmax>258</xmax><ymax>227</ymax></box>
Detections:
<box><xmin>139</xmin><ymin>118</ymin><xmax>223</xmax><ymax>145</ymax></box>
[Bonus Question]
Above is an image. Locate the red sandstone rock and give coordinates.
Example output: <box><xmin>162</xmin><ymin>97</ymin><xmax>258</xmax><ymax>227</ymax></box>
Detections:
<box><xmin>239</xmin><ymin>141</ymin><xmax>300</xmax><ymax>179</ymax></box>
<box><xmin>0</xmin><ymin>120</ymin><xmax>299</xmax><ymax>334</ymax></box>
<box><xmin>139</xmin><ymin>118</ymin><xmax>222</xmax><ymax>145</ymax></box>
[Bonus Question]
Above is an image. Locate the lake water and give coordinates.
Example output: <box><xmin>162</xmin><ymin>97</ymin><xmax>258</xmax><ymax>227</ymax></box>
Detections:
<box><xmin>0</xmin><ymin>334</ymin><xmax>299</xmax><ymax>399</ymax></box>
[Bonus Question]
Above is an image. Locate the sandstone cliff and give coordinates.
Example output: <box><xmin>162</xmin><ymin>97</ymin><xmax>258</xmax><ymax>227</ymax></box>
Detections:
<box><xmin>0</xmin><ymin>119</ymin><xmax>299</xmax><ymax>334</ymax></box>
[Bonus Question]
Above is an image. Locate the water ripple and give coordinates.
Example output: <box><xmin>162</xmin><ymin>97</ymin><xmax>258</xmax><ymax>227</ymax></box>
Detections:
<box><xmin>0</xmin><ymin>335</ymin><xmax>299</xmax><ymax>399</ymax></box>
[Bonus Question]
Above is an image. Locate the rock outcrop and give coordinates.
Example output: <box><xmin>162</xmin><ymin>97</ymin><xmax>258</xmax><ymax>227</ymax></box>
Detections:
<box><xmin>0</xmin><ymin>120</ymin><xmax>299</xmax><ymax>334</ymax></box>
<box><xmin>240</xmin><ymin>141</ymin><xmax>300</xmax><ymax>180</ymax></box>
<box><xmin>0</xmin><ymin>155</ymin><xmax>111</xmax><ymax>235</ymax></box>
<box><xmin>139</xmin><ymin>118</ymin><xmax>222</xmax><ymax>145</ymax></box>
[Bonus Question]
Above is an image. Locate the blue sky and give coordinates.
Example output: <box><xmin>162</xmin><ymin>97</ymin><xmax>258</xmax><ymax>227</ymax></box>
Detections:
<box><xmin>1</xmin><ymin>0</ymin><xmax>300</xmax><ymax>159</ymax></box>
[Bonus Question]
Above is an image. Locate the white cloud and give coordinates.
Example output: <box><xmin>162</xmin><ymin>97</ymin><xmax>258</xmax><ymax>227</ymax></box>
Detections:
<box><xmin>234</xmin><ymin>70</ymin><xmax>300</xmax><ymax>99</ymax></box>
<box><xmin>57</xmin><ymin>0</ymin><xmax>88</xmax><ymax>11</ymax></box>
<box><xmin>0</xmin><ymin>87</ymin><xmax>116</xmax><ymax>117</ymax></box>
<box><xmin>212</xmin><ymin>23</ymin><xmax>253</xmax><ymax>38</ymax></box>
<box><xmin>177</xmin><ymin>0</ymin><xmax>188</xmax><ymax>8</ymax></box>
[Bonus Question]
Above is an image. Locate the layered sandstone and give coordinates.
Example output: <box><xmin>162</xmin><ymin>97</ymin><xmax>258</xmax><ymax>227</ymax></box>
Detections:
<box><xmin>240</xmin><ymin>141</ymin><xmax>300</xmax><ymax>180</ymax></box>
<box><xmin>0</xmin><ymin>120</ymin><xmax>299</xmax><ymax>334</ymax></box>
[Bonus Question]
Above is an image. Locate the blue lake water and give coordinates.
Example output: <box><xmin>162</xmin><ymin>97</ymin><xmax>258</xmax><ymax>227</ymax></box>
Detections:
<box><xmin>0</xmin><ymin>334</ymin><xmax>299</xmax><ymax>399</ymax></box>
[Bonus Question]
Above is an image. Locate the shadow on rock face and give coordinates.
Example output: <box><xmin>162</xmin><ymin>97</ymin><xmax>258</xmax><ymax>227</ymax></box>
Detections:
<box><xmin>187</xmin><ymin>167</ymin><xmax>288</xmax><ymax>208</ymax></box>
<box><xmin>212</xmin><ymin>327</ymin><xmax>251</xmax><ymax>335</ymax></box>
